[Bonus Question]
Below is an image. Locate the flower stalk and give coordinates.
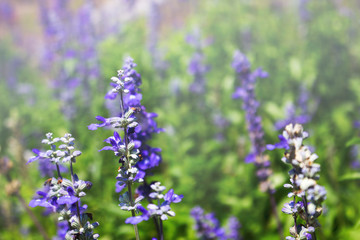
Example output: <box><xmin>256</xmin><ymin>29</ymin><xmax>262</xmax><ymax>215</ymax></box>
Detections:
<box><xmin>269</xmin><ymin>124</ymin><xmax>326</xmax><ymax>240</ymax></box>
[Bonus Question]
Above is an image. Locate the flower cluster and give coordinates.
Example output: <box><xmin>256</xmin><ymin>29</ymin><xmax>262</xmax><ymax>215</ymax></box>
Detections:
<box><xmin>27</xmin><ymin>133</ymin><xmax>99</xmax><ymax>240</ymax></box>
<box><xmin>91</xmin><ymin>58</ymin><xmax>163</xmax><ymax>194</ymax></box>
<box><xmin>191</xmin><ymin>206</ymin><xmax>241</xmax><ymax>240</ymax></box>
<box><xmin>89</xmin><ymin>58</ymin><xmax>181</xmax><ymax>239</ymax></box>
<box><xmin>273</xmin><ymin>124</ymin><xmax>326</xmax><ymax>240</ymax></box>
<box><xmin>126</xmin><ymin>182</ymin><xmax>183</xmax><ymax>225</ymax></box>
<box><xmin>101</xmin><ymin>58</ymin><xmax>163</xmax><ymax>181</ymax></box>
<box><xmin>231</xmin><ymin>50</ymin><xmax>273</xmax><ymax>192</ymax></box>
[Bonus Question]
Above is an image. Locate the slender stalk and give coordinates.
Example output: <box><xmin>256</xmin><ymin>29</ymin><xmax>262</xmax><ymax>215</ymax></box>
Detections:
<box><xmin>302</xmin><ymin>193</ymin><xmax>316</xmax><ymax>240</ymax></box>
<box><xmin>293</xmin><ymin>195</ymin><xmax>298</xmax><ymax>236</ymax></box>
<box><xmin>302</xmin><ymin>195</ymin><xmax>309</xmax><ymax>224</ymax></box>
<box><xmin>120</xmin><ymin>92</ymin><xmax>140</xmax><ymax>240</ymax></box>
<box><xmin>55</xmin><ymin>163</ymin><xmax>71</xmax><ymax>230</ymax></box>
<box><xmin>127</xmin><ymin>183</ymin><xmax>140</xmax><ymax>240</ymax></box>
<box><xmin>155</xmin><ymin>217</ymin><xmax>161</xmax><ymax>240</ymax></box>
<box><xmin>70</xmin><ymin>160</ymin><xmax>82</xmax><ymax>229</ymax></box>
<box><xmin>120</xmin><ymin>92</ymin><xmax>125</xmax><ymax>116</ymax></box>
<box><xmin>157</xmin><ymin>199</ymin><xmax>164</xmax><ymax>240</ymax></box>
<box><xmin>56</xmin><ymin>163</ymin><xmax>63</xmax><ymax>179</ymax></box>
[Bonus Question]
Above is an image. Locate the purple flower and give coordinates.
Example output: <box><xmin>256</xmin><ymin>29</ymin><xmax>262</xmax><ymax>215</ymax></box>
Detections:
<box><xmin>164</xmin><ymin>189</ymin><xmax>184</xmax><ymax>204</ymax></box>
<box><xmin>232</xmin><ymin>50</ymin><xmax>274</xmax><ymax>193</ymax></box>
<box><xmin>225</xmin><ymin>217</ymin><xmax>241</xmax><ymax>240</ymax></box>
<box><xmin>28</xmin><ymin>133</ymin><xmax>99</xmax><ymax>238</ymax></box>
<box><xmin>88</xmin><ymin>116</ymin><xmax>110</xmax><ymax>130</ymax></box>
<box><xmin>29</xmin><ymin>187</ymin><xmax>54</xmax><ymax>209</ymax></box>
<box><xmin>27</xmin><ymin>149</ymin><xmax>45</xmax><ymax>164</ymax></box>
<box><xmin>191</xmin><ymin>206</ymin><xmax>241</xmax><ymax>240</ymax></box>
<box><xmin>125</xmin><ymin>205</ymin><xmax>150</xmax><ymax>225</ymax></box>
<box><xmin>99</xmin><ymin>58</ymin><xmax>164</xmax><ymax>177</ymax></box>
<box><xmin>266</xmin><ymin>134</ymin><xmax>290</xmax><ymax>150</ymax></box>
<box><xmin>53</xmin><ymin>221</ymin><xmax>68</xmax><ymax>240</ymax></box>
<box><xmin>232</xmin><ymin>50</ymin><xmax>268</xmax><ymax>162</ymax></box>
<box><xmin>277</xmin><ymin>124</ymin><xmax>325</xmax><ymax>239</ymax></box>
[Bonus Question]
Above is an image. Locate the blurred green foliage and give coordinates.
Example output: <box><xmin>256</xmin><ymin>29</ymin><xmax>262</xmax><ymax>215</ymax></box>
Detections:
<box><xmin>1</xmin><ymin>0</ymin><xmax>360</xmax><ymax>239</ymax></box>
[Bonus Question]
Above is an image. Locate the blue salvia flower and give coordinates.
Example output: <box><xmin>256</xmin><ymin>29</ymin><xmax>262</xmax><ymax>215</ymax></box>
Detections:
<box><xmin>126</xmin><ymin>182</ymin><xmax>183</xmax><ymax>224</ymax></box>
<box><xmin>191</xmin><ymin>206</ymin><xmax>242</xmax><ymax>240</ymax></box>
<box><xmin>89</xmin><ymin>58</ymin><xmax>181</xmax><ymax>239</ymax></box>
<box><xmin>97</xmin><ymin>57</ymin><xmax>163</xmax><ymax>186</ymax></box>
<box><xmin>88</xmin><ymin>61</ymin><xmax>148</xmax><ymax>238</ymax></box>
<box><xmin>231</xmin><ymin>50</ymin><xmax>273</xmax><ymax>192</ymax></box>
<box><xmin>232</xmin><ymin>50</ymin><xmax>284</xmax><ymax>238</ymax></box>
<box><xmin>52</xmin><ymin>221</ymin><xmax>68</xmax><ymax>240</ymax></box>
<box><xmin>273</xmin><ymin>124</ymin><xmax>326</xmax><ymax>240</ymax></box>
<box><xmin>225</xmin><ymin>217</ymin><xmax>242</xmax><ymax>240</ymax></box>
<box><xmin>186</xmin><ymin>29</ymin><xmax>211</xmax><ymax>94</ymax></box>
<box><xmin>232</xmin><ymin>50</ymin><xmax>268</xmax><ymax>163</ymax></box>
<box><xmin>28</xmin><ymin>133</ymin><xmax>99</xmax><ymax>240</ymax></box>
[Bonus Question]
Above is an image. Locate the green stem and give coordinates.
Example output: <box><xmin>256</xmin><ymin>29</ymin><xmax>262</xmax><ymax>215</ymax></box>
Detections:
<box><xmin>128</xmin><ymin>183</ymin><xmax>140</xmax><ymax>240</ymax></box>
<box><xmin>70</xmin><ymin>160</ymin><xmax>82</xmax><ymax>229</ymax></box>
<box><xmin>157</xmin><ymin>199</ymin><xmax>164</xmax><ymax>240</ymax></box>
<box><xmin>121</xmin><ymin>92</ymin><xmax>140</xmax><ymax>240</ymax></box>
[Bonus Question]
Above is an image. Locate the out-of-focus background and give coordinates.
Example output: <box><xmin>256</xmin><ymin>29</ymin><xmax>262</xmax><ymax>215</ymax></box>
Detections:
<box><xmin>1</xmin><ymin>0</ymin><xmax>360</xmax><ymax>239</ymax></box>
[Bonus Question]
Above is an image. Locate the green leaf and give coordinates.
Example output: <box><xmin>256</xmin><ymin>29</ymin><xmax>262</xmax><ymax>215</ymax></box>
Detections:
<box><xmin>346</xmin><ymin>137</ymin><xmax>360</xmax><ymax>147</ymax></box>
<box><xmin>339</xmin><ymin>172</ymin><xmax>360</xmax><ymax>181</ymax></box>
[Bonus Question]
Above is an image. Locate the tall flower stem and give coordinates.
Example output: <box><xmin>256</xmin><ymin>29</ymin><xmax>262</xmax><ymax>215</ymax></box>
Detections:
<box><xmin>292</xmin><ymin>194</ymin><xmax>298</xmax><ymax>236</ymax></box>
<box><xmin>302</xmin><ymin>194</ymin><xmax>317</xmax><ymax>240</ymax></box>
<box><xmin>120</xmin><ymin>91</ymin><xmax>140</xmax><ymax>240</ymax></box>
<box><xmin>70</xmin><ymin>160</ymin><xmax>82</xmax><ymax>229</ymax></box>
<box><xmin>56</xmin><ymin>163</ymin><xmax>63</xmax><ymax>179</ymax></box>
<box><xmin>272</xmin><ymin>124</ymin><xmax>326</xmax><ymax>239</ymax></box>
<box><xmin>157</xmin><ymin>199</ymin><xmax>164</xmax><ymax>240</ymax></box>
<box><xmin>127</xmin><ymin>183</ymin><xmax>140</xmax><ymax>240</ymax></box>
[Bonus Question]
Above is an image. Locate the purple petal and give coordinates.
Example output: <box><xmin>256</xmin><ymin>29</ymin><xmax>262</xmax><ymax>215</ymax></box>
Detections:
<box><xmin>244</xmin><ymin>153</ymin><xmax>256</xmax><ymax>163</ymax></box>
<box><xmin>266</xmin><ymin>144</ymin><xmax>276</xmax><ymax>150</ymax></box>
<box><xmin>57</xmin><ymin>195</ymin><xmax>79</xmax><ymax>205</ymax></box>
<box><xmin>125</xmin><ymin>216</ymin><xmax>145</xmax><ymax>225</ymax></box>
<box><xmin>88</xmin><ymin>124</ymin><xmax>99</xmax><ymax>131</ymax></box>
<box><xmin>115</xmin><ymin>182</ymin><xmax>126</xmax><ymax>193</ymax></box>
<box><xmin>32</xmin><ymin>149</ymin><xmax>40</xmax><ymax>154</ymax></box>
<box><xmin>99</xmin><ymin>146</ymin><xmax>114</xmax><ymax>152</ymax></box>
